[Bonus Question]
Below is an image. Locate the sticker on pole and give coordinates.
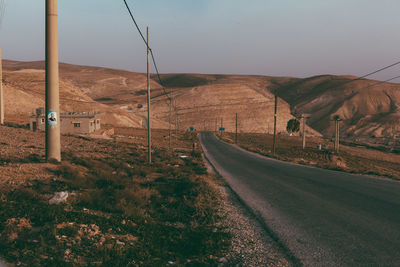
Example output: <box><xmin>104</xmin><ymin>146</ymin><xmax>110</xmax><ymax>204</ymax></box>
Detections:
<box><xmin>47</xmin><ymin>111</ymin><xmax>58</xmax><ymax>125</ymax></box>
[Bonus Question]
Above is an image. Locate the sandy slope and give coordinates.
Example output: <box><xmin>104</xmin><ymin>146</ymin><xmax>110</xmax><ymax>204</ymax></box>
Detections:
<box><xmin>3</xmin><ymin>60</ymin><xmax>399</xmax><ymax>139</ymax></box>
<box><xmin>275</xmin><ymin>75</ymin><xmax>400</xmax><ymax>138</ymax></box>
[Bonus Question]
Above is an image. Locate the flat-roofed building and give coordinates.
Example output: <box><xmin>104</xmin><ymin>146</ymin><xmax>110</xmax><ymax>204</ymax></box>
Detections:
<box><xmin>30</xmin><ymin>108</ymin><xmax>101</xmax><ymax>134</ymax></box>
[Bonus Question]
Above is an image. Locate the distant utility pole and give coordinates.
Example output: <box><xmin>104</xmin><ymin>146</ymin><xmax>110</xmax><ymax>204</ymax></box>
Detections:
<box><xmin>146</xmin><ymin>27</ymin><xmax>152</xmax><ymax>163</ymax></box>
<box><xmin>45</xmin><ymin>0</ymin><xmax>61</xmax><ymax>162</ymax></box>
<box><xmin>220</xmin><ymin>117</ymin><xmax>223</xmax><ymax>136</ymax></box>
<box><xmin>215</xmin><ymin>118</ymin><xmax>217</xmax><ymax>133</ymax></box>
<box><xmin>174</xmin><ymin>98</ymin><xmax>177</xmax><ymax>137</ymax></box>
<box><xmin>0</xmin><ymin>47</ymin><xmax>4</xmax><ymax>125</ymax></box>
<box><xmin>235</xmin><ymin>113</ymin><xmax>238</xmax><ymax>144</ymax></box>
<box><xmin>272</xmin><ymin>95</ymin><xmax>278</xmax><ymax>155</ymax></box>
<box><xmin>334</xmin><ymin>116</ymin><xmax>341</xmax><ymax>153</ymax></box>
<box><xmin>301</xmin><ymin>114</ymin><xmax>310</xmax><ymax>149</ymax></box>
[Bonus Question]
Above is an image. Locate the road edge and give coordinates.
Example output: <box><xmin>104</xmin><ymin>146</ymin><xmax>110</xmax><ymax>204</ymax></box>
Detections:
<box><xmin>216</xmin><ymin>134</ymin><xmax>400</xmax><ymax>183</ymax></box>
<box><xmin>199</xmin><ymin>133</ymin><xmax>302</xmax><ymax>267</ymax></box>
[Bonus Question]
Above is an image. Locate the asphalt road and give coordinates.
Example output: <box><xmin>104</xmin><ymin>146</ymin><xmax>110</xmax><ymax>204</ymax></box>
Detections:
<box><xmin>199</xmin><ymin>132</ymin><xmax>400</xmax><ymax>266</ymax></box>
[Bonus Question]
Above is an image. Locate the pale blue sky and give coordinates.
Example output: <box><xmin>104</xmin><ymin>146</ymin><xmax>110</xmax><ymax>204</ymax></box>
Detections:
<box><xmin>1</xmin><ymin>0</ymin><xmax>400</xmax><ymax>80</ymax></box>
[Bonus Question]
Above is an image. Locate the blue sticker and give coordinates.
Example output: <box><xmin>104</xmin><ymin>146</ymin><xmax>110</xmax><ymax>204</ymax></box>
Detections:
<box><xmin>47</xmin><ymin>111</ymin><xmax>57</xmax><ymax>125</ymax></box>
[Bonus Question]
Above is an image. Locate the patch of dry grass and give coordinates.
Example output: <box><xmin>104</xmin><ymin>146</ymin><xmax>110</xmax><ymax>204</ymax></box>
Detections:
<box><xmin>0</xmin><ymin>127</ymin><xmax>230</xmax><ymax>265</ymax></box>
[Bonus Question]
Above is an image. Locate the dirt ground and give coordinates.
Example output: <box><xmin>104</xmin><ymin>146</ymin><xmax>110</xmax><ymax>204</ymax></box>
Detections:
<box><xmin>0</xmin><ymin>125</ymin><xmax>293</xmax><ymax>266</ymax></box>
<box><xmin>0</xmin><ymin>125</ymin><xmax>232</xmax><ymax>265</ymax></box>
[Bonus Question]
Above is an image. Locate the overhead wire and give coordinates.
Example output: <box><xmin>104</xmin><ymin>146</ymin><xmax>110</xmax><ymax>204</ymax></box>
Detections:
<box><xmin>352</xmin><ymin>74</ymin><xmax>400</xmax><ymax>92</ymax></box>
<box><xmin>355</xmin><ymin>60</ymin><xmax>400</xmax><ymax>81</ymax></box>
<box><xmin>305</xmin><ymin>60</ymin><xmax>400</xmax><ymax>94</ymax></box>
<box><xmin>123</xmin><ymin>0</ymin><xmax>172</xmax><ymax>101</ymax></box>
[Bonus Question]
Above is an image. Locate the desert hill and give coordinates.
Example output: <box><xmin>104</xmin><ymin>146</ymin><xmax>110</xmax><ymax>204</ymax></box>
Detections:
<box><xmin>2</xmin><ymin>60</ymin><xmax>400</xmax><ymax>140</ymax></box>
<box><xmin>274</xmin><ymin>75</ymin><xmax>400</xmax><ymax>138</ymax></box>
<box><xmin>153</xmin><ymin>73</ymin><xmax>306</xmax><ymax>134</ymax></box>
<box><xmin>2</xmin><ymin>60</ymin><xmax>168</xmax><ymax>128</ymax></box>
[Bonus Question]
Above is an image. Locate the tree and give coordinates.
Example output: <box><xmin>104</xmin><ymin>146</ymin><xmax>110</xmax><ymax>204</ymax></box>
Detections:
<box><xmin>286</xmin><ymin>118</ymin><xmax>300</xmax><ymax>136</ymax></box>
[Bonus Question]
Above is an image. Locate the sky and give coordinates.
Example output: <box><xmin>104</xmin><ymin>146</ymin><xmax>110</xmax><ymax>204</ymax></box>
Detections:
<box><xmin>1</xmin><ymin>0</ymin><xmax>400</xmax><ymax>80</ymax></box>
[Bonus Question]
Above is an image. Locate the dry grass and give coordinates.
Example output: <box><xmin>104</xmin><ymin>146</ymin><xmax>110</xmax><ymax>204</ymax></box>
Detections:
<box><xmin>0</xmin><ymin>126</ymin><xmax>230</xmax><ymax>265</ymax></box>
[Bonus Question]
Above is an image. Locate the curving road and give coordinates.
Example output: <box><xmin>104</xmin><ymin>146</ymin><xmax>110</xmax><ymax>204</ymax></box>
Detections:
<box><xmin>200</xmin><ymin>132</ymin><xmax>400</xmax><ymax>266</ymax></box>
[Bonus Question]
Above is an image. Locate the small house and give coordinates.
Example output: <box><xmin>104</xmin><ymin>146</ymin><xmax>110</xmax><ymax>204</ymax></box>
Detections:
<box><xmin>30</xmin><ymin>108</ymin><xmax>101</xmax><ymax>134</ymax></box>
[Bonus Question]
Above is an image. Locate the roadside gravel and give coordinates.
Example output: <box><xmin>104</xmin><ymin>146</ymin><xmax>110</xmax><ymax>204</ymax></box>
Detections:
<box><xmin>202</xmin><ymin>140</ymin><xmax>292</xmax><ymax>266</ymax></box>
<box><xmin>217</xmin><ymin>184</ymin><xmax>292</xmax><ymax>266</ymax></box>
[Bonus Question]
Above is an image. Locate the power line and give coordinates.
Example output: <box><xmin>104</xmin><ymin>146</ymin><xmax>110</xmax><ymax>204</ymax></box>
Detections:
<box><xmin>319</xmin><ymin>60</ymin><xmax>400</xmax><ymax>92</ymax></box>
<box><xmin>358</xmin><ymin>74</ymin><xmax>400</xmax><ymax>91</ymax></box>
<box><xmin>122</xmin><ymin>0</ymin><xmax>147</xmax><ymax>48</ymax></box>
<box><xmin>123</xmin><ymin>0</ymin><xmax>171</xmax><ymax>101</ymax></box>
<box><xmin>357</xmin><ymin>61</ymin><xmax>400</xmax><ymax>80</ymax></box>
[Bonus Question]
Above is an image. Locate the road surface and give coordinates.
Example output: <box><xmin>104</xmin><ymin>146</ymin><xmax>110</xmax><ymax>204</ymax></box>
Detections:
<box><xmin>199</xmin><ymin>132</ymin><xmax>400</xmax><ymax>266</ymax></box>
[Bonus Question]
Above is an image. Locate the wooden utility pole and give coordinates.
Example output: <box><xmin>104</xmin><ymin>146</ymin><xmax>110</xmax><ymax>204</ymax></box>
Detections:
<box><xmin>0</xmin><ymin>47</ymin><xmax>3</xmax><ymax>125</ymax></box>
<box><xmin>337</xmin><ymin>119</ymin><xmax>340</xmax><ymax>153</ymax></box>
<box><xmin>334</xmin><ymin>118</ymin><xmax>340</xmax><ymax>153</ymax></box>
<box><xmin>334</xmin><ymin>119</ymin><xmax>338</xmax><ymax>152</ymax></box>
<box><xmin>146</xmin><ymin>27</ymin><xmax>151</xmax><ymax>163</ymax></box>
<box><xmin>301</xmin><ymin>114</ymin><xmax>310</xmax><ymax>149</ymax></box>
<box><xmin>272</xmin><ymin>95</ymin><xmax>278</xmax><ymax>155</ymax></box>
<box><xmin>302</xmin><ymin>116</ymin><xmax>306</xmax><ymax>149</ymax></box>
<box><xmin>45</xmin><ymin>0</ymin><xmax>61</xmax><ymax>162</ymax></box>
<box><xmin>235</xmin><ymin>113</ymin><xmax>238</xmax><ymax>144</ymax></box>
<box><xmin>220</xmin><ymin>117</ymin><xmax>223</xmax><ymax>136</ymax></box>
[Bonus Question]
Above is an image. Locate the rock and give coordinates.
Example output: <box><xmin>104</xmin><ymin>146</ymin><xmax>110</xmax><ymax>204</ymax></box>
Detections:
<box><xmin>219</xmin><ymin>257</ymin><xmax>228</xmax><ymax>263</ymax></box>
<box><xmin>116</xmin><ymin>240</ymin><xmax>125</xmax><ymax>246</ymax></box>
<box><xmin>49</xmin><ymin>191</ymin><xmax>69</xmax><ymax>204</ymax></box>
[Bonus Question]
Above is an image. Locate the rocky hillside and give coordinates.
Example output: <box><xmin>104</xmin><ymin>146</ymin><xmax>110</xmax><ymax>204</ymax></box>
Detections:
<box><xmin>2</xmin><ymin>60</ymin><xmax>165</xmax><ymax>128</ymax></box>
<box><xmin>275</xmin><ymin>75</ymin><xmax>400</xmax><ymax>138</ymax></box>
<box><xmin>3</xmin><ymin>60</ymin><xmax>400</xmax><ymax>139</ymax></box>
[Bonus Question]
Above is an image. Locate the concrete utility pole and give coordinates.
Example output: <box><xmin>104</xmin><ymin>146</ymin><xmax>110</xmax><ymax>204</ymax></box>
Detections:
<box><xmin>235</xmin><ymin>113</ymin><xmax>238</xmax><ymax>144</ymax></box>
<box><xmin>0</xmin><ymin>47</ymin><xmax>4</xmax><ymax>125</ymax></box>
<box><xmin>272</xmin><ymin>95</ymin><xmax>278</xmax><ymax>155</ymax></box>
<box><xmin>45</xmin><ymin>0</ymin><xmax>61</xmax><ymax>162</ymax></box>
<box><xmin>146</xmin><ymin>27</ymin><xmax>151</xmax><ymax>163</ymax></box>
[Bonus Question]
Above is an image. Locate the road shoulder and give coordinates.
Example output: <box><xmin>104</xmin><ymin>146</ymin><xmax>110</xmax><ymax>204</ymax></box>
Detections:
<box><xmin>201</xmin><ymin>137</ymin><xmax>292</xmax><ymax>266</ymax></box>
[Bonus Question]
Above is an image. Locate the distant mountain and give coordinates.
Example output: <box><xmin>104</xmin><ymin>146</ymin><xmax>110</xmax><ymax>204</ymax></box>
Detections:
<box><xmin>275</xmin><ymin>75</ymin><xmax>400</xmax><ymax>138</ymax></box>
<box><xmin>3</xmin><ymin>60</ymin><xmax>399</xmax><ymax>140</ymax></box>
